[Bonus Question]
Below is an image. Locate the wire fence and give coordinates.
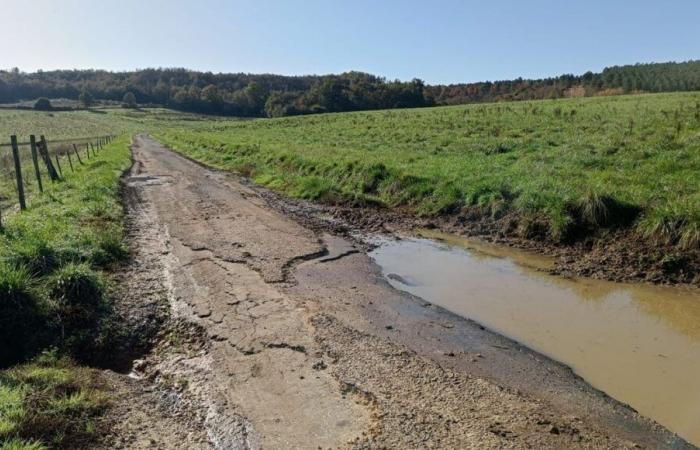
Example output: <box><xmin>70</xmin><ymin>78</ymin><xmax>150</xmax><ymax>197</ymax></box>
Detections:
<box><xmin>0</xmin><ymin>134</ymin><xmax>116</xmax><ymax>228</ymax></box>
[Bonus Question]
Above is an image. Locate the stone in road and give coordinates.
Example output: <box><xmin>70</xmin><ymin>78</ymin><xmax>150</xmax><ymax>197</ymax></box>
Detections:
<box><xmin>124</xmin><ymin>135</ymin><xmax>689</xmax><ymax>449</ymax></box>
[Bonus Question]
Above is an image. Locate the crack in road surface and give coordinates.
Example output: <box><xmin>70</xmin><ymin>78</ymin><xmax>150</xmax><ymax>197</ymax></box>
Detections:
<box><xmin>122</xmin><ymin>135</ymin><xmax>690</xmax><ymax>449</ymax></box>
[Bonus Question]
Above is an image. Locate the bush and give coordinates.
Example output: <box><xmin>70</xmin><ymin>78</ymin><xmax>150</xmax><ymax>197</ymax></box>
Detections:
<box><xmin>122</xmin><ymin>91</ymin><xmax>137</xmax><ymax>108</ymax></box>
<box><xmin>78</xmin><ymin>90</ymin><xmax>94</xmax><ymax>108</ymax></box>
<box><xmin>32</xmin><ymin>98</ymin><xmax>52</xmax><ymax>111</ymax></box>
<box><xmin>0</xmin><ymin>265</ymin><xmax>43</xmax><ymax>368</ymax></box>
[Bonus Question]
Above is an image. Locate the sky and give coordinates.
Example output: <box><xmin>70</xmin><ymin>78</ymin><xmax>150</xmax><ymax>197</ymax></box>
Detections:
<box><xmin>1</xmin><ymin>0</ymin><xmax>698</xmax><ymax>84</ymax></box>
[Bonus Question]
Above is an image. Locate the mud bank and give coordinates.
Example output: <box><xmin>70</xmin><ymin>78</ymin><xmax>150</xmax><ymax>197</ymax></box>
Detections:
<box><xmin>109</xmin><ymin>135</ymin><xmax>692</xmax><ymax>449</ymax></box>
<box><xmin>243</xmin><ymin>178</ymin><xmax>700</xmax><ymax>287</ymax></box>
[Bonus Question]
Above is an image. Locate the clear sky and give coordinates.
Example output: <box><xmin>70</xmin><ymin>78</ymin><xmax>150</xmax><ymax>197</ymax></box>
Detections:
<box><xmin>1</xmin><ymin>0</ymin><xmax>698</xmax><ymax>84</ymax></box>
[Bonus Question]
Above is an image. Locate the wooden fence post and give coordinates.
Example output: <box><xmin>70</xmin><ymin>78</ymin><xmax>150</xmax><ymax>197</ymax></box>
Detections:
<box><xmin>39</xmin><ymin>136</ymin><xmax>59</xmax><ymax>181</ymax></box>
<box><xmin>85</xmin><ymin>143</ymin><xmax>90</xmax><ymax>159</ymax></box>
<box><xmin>29</xmin><ymin>135</ymin><xmax>43</xmax><ymax>193</ymax></box>
<box><xmin>90</xmin><ymin>142</ymin><xmax>95</xmax><ymax>156</ymax></box>
<box><xmin>10</xmin><ymin>136</ymin><xmax>26</xmax><ymax>210</ymax></box>
<box><xmin>54</xmin><ymin>152</ymin><xmax>62</xmax><ymax>177</ymax></box>
<box><xmin>66</xmin><ymin>147</ymin><xmax>74</xmax><ymax>172</ymax></box>
<box><xmin>72</xmin><ymin>143</ymin><xmax>84</xmax><ymax>165</ymax></box>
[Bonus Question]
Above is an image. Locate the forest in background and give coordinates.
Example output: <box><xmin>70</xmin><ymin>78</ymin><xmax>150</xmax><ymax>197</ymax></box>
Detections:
<box><xmin>0</xmin><ymin>60</ymin><xmax>698</xmax><ymax>117</ymax></box>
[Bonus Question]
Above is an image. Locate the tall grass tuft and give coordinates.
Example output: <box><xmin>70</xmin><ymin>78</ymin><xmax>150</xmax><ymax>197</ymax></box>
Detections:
<box><xmin>47</xmin><ymin>263</ymin><xmax>106</xmax><ymax>355</ymax></box>
<box><xmin>0</xmin><ymin>265</ymin><xmax>43</xmax><ymax>368</ymax></box>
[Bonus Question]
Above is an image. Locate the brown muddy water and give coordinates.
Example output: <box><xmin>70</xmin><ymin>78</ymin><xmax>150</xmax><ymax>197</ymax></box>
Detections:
<box><xmin>369</xmin><ymin>231</ymin><xmax>700</xmax><ymax>446</ymax></box>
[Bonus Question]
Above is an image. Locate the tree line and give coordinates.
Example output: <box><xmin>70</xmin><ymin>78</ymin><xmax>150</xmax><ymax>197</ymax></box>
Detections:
<box><xmin>0</xmin><ymin>60</ymin><xmax>698</xmax><ymax>117</ymax></box>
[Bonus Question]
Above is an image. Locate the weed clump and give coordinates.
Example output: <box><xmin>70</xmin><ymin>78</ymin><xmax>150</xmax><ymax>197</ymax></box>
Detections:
<box><xmin>640</xmin><ymin>203</ymin><xmax>700</xmax><ymax>249</ymax></box>
<box><xmin>47</xmin><ymin>263</ymin><xmax>106</xmax><ymax>355</ymax></box>
<box><xmin>6</xmin><ymin>239</ymin><xmax>58</xmax><ymax>277</ymax></box>
<box><xmin>573</xmin><ymin>191</ymin><xmax>640</xmax><ymax>229</ymax></box>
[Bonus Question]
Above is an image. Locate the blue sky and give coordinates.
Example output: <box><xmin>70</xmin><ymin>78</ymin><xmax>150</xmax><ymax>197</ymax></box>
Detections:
<box><xmin>1</xmin><ymin>0</ymin><xmax>698</xmax><ymax>84</ymax></box>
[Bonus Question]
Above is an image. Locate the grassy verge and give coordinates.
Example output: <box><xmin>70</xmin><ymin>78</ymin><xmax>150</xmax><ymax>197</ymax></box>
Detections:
<box><xmin>0</xmin><ymin>136</ymin><xmax>131</xmax><ymax>448</ymax></box>
<box><xmin>146</xmin><ymin>92</ymin><xmax>700</xmax><ymax>248</ymax></box>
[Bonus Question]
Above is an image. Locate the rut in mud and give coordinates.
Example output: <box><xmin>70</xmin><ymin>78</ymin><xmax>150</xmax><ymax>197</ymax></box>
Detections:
<box><xmin>110</xmin><ymin>135</ymin><xmax>691</xmax><ymax>449</ymax></box>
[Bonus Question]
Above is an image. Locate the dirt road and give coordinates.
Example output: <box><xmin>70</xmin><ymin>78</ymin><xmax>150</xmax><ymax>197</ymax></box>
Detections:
<box><xmin>110</xmin><ymin>135</ymin><xmax>691</xmax><ymax>449</ymax></box>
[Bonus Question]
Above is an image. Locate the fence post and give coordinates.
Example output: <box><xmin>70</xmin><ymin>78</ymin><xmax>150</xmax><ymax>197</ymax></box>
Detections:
<box><xmin>90</xmin><ymin>142</ymin><xmax>95</xmax><ymax>156</ymax></box>
<box><xmin>85</xmin><ymin>143</ymin><xmax>90</xmax><ymax>159</ymax></box>
<box><xmin>39</xmin><ymin>136</ymin><xmax>59</xmax><ymax>181</ymax></box>
<box><xmin>10</xmin><ymin>136</ymin><xmax>26</xmax><ymax>210</ymax></box>
<box><xmin>29</xmin><ymin>135</ymin><xmax>43</xmax><ymax>193</ymax></box>
<box><xmin>66</xmin><ymin>147</ymin><xmax>74</xmax><ymax>172</ymax></box>
<box><xmin>72</xmin><ymin>143</ymin><xmax>84</xmax><ymax>165</ymax></box>
<box><xmin>54</xmin><ymin>152</ymin><xmax>63</xmax><ymax>177</ymax></box>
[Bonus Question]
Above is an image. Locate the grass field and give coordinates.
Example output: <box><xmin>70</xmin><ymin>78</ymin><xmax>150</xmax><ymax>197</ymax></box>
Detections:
<box><xmin>1</xmin><ymin>93</ymin><xmax>699</xmax><ymax>250</ymax></box>
<box><xmin>146</xmin><ymin>92</ymin><xmax>700</xmax><ymax>247</ymax></box>
<box><xmin>0</xmin><ymin>110</ymin><xmax>128</xmax><ymax>141</ymax></box>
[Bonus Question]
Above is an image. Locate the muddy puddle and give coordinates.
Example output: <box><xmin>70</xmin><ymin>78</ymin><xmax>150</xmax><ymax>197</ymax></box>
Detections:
<box><xmin>369</xmin><ymin>231</ymin><xmax>700</xmax><ymax>446</ymax></box>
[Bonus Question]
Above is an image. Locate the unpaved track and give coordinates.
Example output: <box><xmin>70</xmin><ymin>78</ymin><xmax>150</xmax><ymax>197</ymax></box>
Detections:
<box><xmin>124</xmin><ymin>135</ymin><xmax>690</xmax><ymax>449</ymax></box>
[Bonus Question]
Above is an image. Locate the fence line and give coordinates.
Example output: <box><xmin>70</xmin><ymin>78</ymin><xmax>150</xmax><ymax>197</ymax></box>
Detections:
<box><xmin>0</xmin><ymin>134</ymin><xmax>116</xmax><ymax>229</ymax></box>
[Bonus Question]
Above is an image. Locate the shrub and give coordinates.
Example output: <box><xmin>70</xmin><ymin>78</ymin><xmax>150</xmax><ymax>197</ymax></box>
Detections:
<box><xmin>78</xmin><ymin>90</ymin><xmax>94</xmax><ymax>108</ymax></box>
<box><xmin>122</xmin><ymin>92</ymin><xmax>137</xmax><ymax>108</ymax></box>
<box><xmin>32</xmin><ymin>98</ymin><xmax>52</xmax><ymax>111</ymax></box>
